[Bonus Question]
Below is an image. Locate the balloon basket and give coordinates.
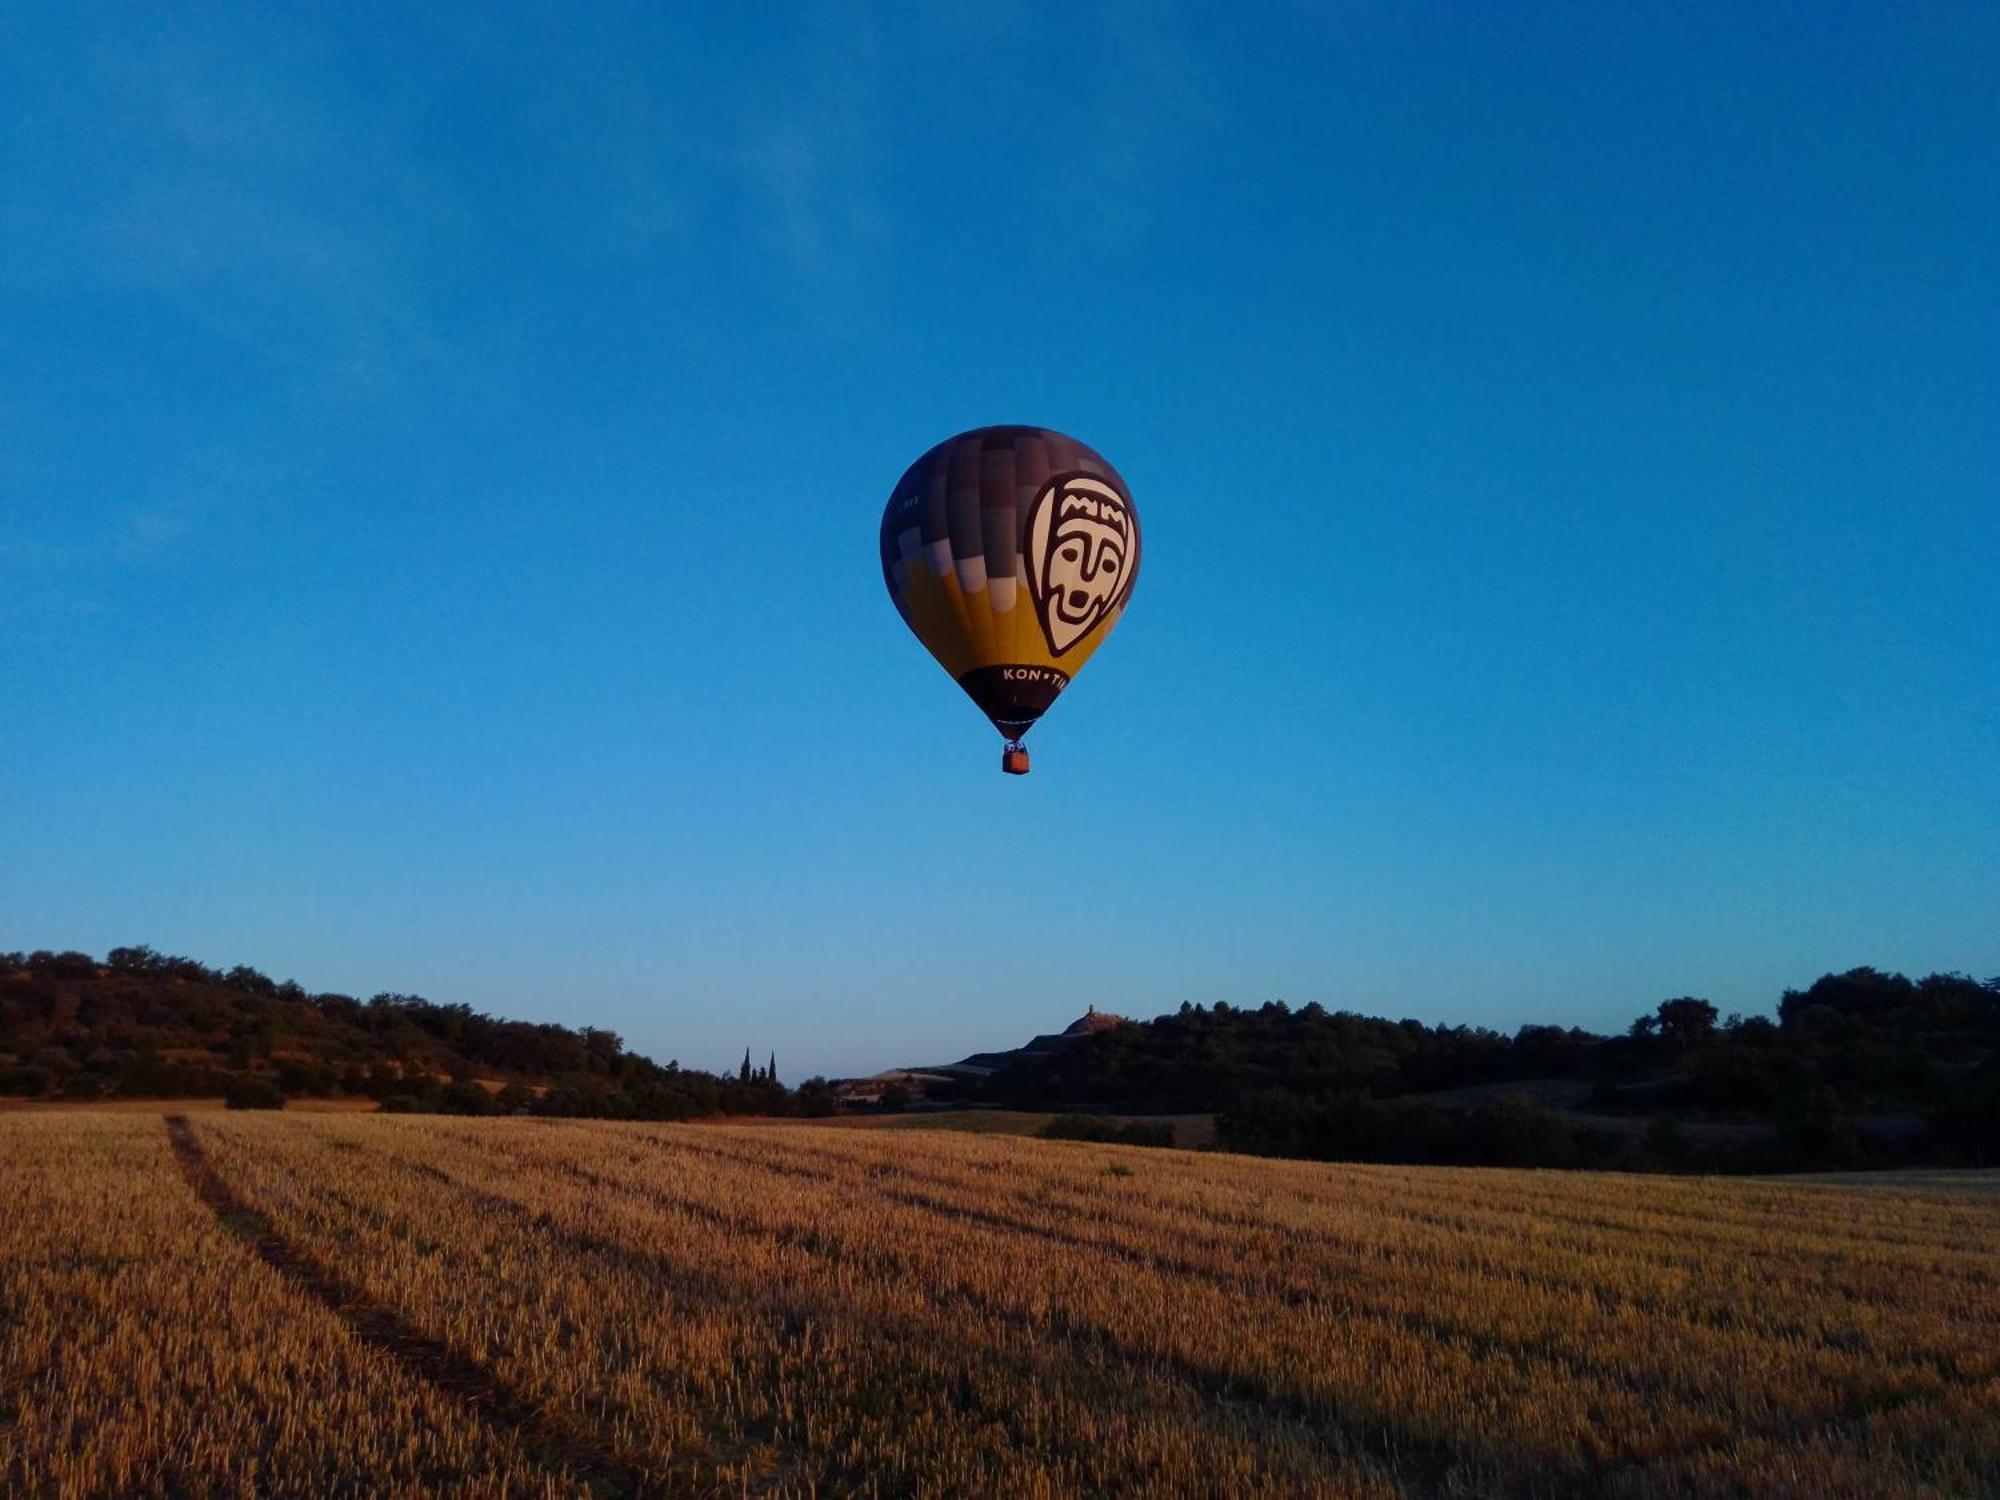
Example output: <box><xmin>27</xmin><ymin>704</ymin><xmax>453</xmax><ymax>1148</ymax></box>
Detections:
<box><xmin>1001</xmin><ymin>742</ymin><xmax>1031</xmax><ymax>776</ymax></box>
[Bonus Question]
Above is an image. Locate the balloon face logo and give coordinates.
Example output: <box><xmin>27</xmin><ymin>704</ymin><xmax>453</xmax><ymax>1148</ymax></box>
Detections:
<box><xmin>1026</xmin><ymin>476</ymin><xmax>1137</xmax><ymax>656</ymax></box>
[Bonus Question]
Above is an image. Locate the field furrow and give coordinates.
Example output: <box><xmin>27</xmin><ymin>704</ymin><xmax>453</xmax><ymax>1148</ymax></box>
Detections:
<box><xmin>193</xmin><ymin>1113</ymin><xmax>1408</xmax><ymax>1499</ymax></box>
<box><xmin>162</xmin><ymin>1115</ymin><xmax>661</xmax><ymax>1497</ymax></box>
<box><xmin>0</xmin><ymin>1114</ymin><xmax>579</xmax><ymax>1499</ymax></box>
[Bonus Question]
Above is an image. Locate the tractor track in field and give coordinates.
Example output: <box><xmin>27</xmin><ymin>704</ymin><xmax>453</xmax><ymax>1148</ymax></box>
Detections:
<box><xmin>161</xmin><ymin>1115</ymin><xmax>664</xmax><ymax>1499</ymax></box>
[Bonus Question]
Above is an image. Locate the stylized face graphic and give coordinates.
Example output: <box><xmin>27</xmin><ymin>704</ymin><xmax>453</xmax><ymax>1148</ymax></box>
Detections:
<box><xmin>1026</xmin><ymin>476</ymin><xmax>1137</xmax><ymax>655</ymax></box>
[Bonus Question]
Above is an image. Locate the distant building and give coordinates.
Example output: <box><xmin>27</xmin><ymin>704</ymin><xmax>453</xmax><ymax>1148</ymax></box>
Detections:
<box><xmin>1064</xmin><ymin>1007</ymin><xmax>1127</xmax><ymax>1037</ymax></box>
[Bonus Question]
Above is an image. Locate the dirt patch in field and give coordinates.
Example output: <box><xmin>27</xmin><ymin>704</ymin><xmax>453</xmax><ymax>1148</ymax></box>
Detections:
<box><xmin>736</xmin><ymin>1109</ymin><xmax>1218</xmax><ymax>1148</ymax></box>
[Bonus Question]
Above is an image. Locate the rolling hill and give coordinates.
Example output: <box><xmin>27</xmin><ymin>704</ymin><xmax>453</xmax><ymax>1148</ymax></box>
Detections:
<box><xmin>0</xmin><ymin>945</ymin><xmax>795</xmax><ymax>1118</ymax></box>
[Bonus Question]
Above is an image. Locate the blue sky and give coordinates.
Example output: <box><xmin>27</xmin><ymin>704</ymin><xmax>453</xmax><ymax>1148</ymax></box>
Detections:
<box><xmin>3</xmin><ymin>4</ymin><xmax>1994</xmax><ymax>1081</ymax></box>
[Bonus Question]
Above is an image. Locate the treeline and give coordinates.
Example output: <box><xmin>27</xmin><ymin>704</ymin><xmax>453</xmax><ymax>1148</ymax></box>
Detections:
<box><xmin>371</xmin><ymin>1066</ymin><xmax>838</xmax><ymax>1121</ymax></box>
<box><xmin>0</xmin><ymin>946</ymin><xmax>837</xmax><ymax>1121</ymax></box>
<box><xmin>982</xmin><ymin>968</ymin><xmax>2000</xmax><ymax>1173</ymax></box>
<box><xmin>1212</xmin><ymin>1086</ymin><xmax>1893</xmax><ymax>1175</ymax></box>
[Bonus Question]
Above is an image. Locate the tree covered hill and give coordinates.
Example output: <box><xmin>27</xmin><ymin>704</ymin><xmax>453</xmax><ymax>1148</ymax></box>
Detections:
<box><xmin>970</xmin><ymin>968</ymin><xmax>2000</xmax><ymax>1171</ymax></box>
<box><xmin>0</xmin><ymin>946</ymin><xmax>811</xmax><ymax>1118</ymax></box>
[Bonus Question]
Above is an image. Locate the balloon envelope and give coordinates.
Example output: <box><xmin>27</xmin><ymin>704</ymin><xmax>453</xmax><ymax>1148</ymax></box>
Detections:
<box><xmin>880</xmin><ymin>425</ymin><xmax>1140</xmax><ymax>740</ymax></box>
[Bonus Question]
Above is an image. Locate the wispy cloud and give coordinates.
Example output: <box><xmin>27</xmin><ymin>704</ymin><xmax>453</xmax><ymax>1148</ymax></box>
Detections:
<box><xmin>0</xmin><ymin>500</ymin><xmax>198</xmax><ymax>634</ymax></box>
<box><xmin>1063</xmin><ymin>0</ymin><xmax>1219</xmax><ymax>246</ymax></box>
<box><xmin>111</xmin><ymin>504</ymin><xmax>195</xmax><ymax>565</ymax></box>
<box><xmin>726</xmin><ymin>2</ymin><xmax>890</xmax><ymax>316</ymax></box>
<box><xmin>7</xmin><ymin>12</ymin><xmax>451</xmax><ymax>403</ymax></box>
<box><xmin>715</xmin><ymin>0</ymin><xmax>1214</xmax><ymax>307</ymax></box>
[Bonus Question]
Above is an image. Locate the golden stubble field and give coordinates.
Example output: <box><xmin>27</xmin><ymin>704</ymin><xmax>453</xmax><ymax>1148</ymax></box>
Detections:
<box><xmin>3</xmin><ymin>1113</ymin><xmax>1996</xmax><ymax>1499</ymax></box>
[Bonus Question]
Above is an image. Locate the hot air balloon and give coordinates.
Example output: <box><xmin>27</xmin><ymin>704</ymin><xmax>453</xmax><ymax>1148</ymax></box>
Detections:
<box><xmin>880</xmin><ymin>426</ymin><xmax>1140</xmax><ymax>774</ymax></box>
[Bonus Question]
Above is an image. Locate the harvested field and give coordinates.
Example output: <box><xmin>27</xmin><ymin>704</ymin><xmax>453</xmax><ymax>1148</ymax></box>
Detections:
<box><xmin>4</xmin><ymin>1112</ymin><xmax>1997</xmax><ymax>1498</ymax></box>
